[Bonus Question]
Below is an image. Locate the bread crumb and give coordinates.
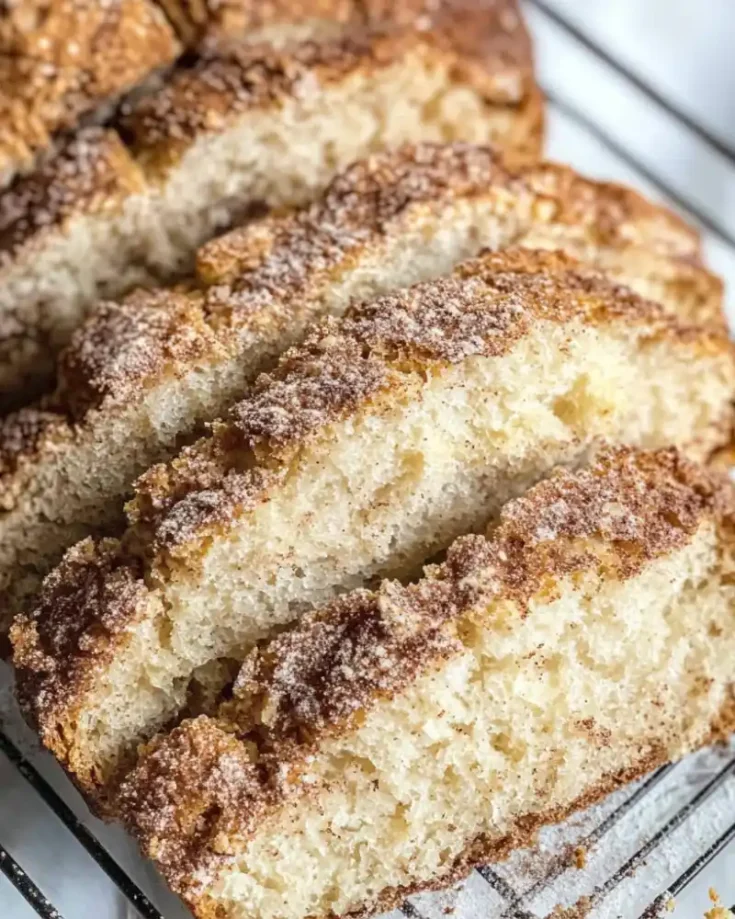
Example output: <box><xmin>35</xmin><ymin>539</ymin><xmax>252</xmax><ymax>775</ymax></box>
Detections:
<box><xmin>705</xmin><ymin>889</ymin><xmax>735</xmax><ymax>919</ymax></box>
<box><xmin>550</xmin><ymin>896</ymin><xmax>592</xmax><ymax>918</ymax></box>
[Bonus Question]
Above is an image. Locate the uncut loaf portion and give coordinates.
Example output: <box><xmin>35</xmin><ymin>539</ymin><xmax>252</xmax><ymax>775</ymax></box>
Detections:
<box><xmin>0</xmin><ymin>0</ymin><xmax>541</xmax><ymax>405</ymax></box>
<box><xmin>0</xmin><ymin>0</ymin><xmax>180</xmax><ymax>189</ymax></box>
<box><xmin>12</xmin><ymin>248</ymin><xmax>735</xmax><ymax>804</ymax></box>
<box><xmin>116</xmin><ymin>447</ymin><xmax>735</xmax><ymax>919</ymax></box>
<box><xmin>0</xmin><ymin>143</ymin><xmax>725</xmax><ymax>647</ymax></box>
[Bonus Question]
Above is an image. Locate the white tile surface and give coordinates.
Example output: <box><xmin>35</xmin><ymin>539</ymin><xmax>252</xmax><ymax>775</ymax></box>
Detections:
<box><xmin>3</xmin><ymin>4</ymin><xmax>735</xmax><ymax>918</ymax></box>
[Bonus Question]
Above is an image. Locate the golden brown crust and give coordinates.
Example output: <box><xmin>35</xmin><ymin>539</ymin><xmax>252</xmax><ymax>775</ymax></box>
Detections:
<box><xmin>115</xmin><ymin>447</ymin><xmax>735</xmax><ymax>911</ymax></box>
<box><xmin>11</xmin><ymin>538</ymin><xmax>146</xmax><ymax>740</ymax></box>
<box><xmin>197</xmin><ymin>142</ymin><xmax>518</xmax><ymax>289</ymax></box>
<box><xmin>0</xmin><ymin>128</ymin><xmax>146</xmax><ymax>272</ymax></box>
<box><xmin>0</xmin><ymin>0</ymin><xmax>179</xmax><ymax>183</ymax></box>
<box><xmin>121</xmin><ymin>33</ymin><xmax>421</xmax><ymax>173</ymax></box>
<box><xmin>155</xmin><ymin>0</ymin><xmax>358</xmax><ymax>46</ymax></box>
<box><xmin>521</xmin><ymin>162</ymin><xmax>702</xmax><ymax>260</ymax></box>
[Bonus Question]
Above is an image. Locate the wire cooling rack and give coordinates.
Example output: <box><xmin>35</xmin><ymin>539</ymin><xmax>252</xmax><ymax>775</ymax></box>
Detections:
<box><xmin>2</xmin><ymin>712</ymin><xmax>735</xmax><ymax>919</ymax></box>
<box><xmin>2</xmin><ymin>1</ymin><xmax>735</xmax><ymax>917</ymax></box>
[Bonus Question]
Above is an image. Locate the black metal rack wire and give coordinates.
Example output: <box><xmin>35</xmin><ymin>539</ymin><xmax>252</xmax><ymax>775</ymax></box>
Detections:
<box><xmin>2</xmin><ymin>722</ymin><xmax>734</xmax><ymax>919</ymax></box>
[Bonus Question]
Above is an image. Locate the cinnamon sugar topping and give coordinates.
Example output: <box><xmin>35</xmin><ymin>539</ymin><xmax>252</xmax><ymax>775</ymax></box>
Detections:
<box><xmin>56</xmin><ymin>289</ymin><xmax>217</xmax><ymax>420</ymax></box>
<box><xmin>0</xmin><ymin>129</ymin><xmax>145</xmax><ymax>268</ymax></box>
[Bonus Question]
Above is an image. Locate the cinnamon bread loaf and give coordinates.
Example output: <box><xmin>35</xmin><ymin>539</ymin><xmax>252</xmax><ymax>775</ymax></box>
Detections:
<box><xmin>116</xmin><ymin>446</ymin><xmax>735</xmax><ymax>919</ymax></box>
<box><xmin>0</xmin><ymin>144</ymin><xmax>725</xmax><ymax>652</ymax></box>
<box><xmin>12</xmin><ymin>249</ymin><xmax>735</xmax><ymax>803</ymax></box>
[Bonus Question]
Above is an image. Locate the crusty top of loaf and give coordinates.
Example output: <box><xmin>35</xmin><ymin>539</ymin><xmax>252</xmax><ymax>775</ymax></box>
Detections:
<box><xmin>12</xmin><ymin>248</ymin><xmax>709</xmax><ymax>747</ymax></box>
<box><xmin>521</xmin><ymin>161</ymin><xmax>701</xmax><ymax>259</ymax></box>
<box><xmin>0</xmin><ymin>0</ymin><xmax>179</xmax><ymax>179</ymax></box>
<box><xmin>198</xmin><ymin>145</ymin><xmax>703</xmax><ymax>299</ymax></box>
<box><xmin>157</xmin><ymin>0</ymin><xmax>359</xmax><ymax>46</ymax></box>
<box><xmin>0</xmin><ymin>129</ymin><xmax>146</xmax><ymax>272</ymax></box>
<box><xmin>123</xmin><ymin>32</ymin><xmax>377</xmax><ymax>154</ymax></box>
<box><xmin>0</xmin><ymin>0</ymin><xmax>177</xmax><ymax>88</ymax></box>
<box><xmin>55</xmin><ymin>288</ymin><xmax>218</xmax><ymax>422</ymax></box>
<box><xmin>197</xmin><ymin>142</ymin><xmax>518</xmax><ymax>289</ymax></box>
<box><xmin>115</xmin><ymin>446</ymin><xmax>735</xmax><ymax>897</ymax></box>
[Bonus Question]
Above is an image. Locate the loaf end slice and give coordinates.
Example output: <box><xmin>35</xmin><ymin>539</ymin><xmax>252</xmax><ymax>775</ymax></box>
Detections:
<box><xmin>12</xmin><ymin>249</ymin><xmax>735</xmax><ymax>803</ymax></box>
<box><xmin>117</xmin><ymin>446</ymin><xmax>735</xmax><ymax>919</ymax></box>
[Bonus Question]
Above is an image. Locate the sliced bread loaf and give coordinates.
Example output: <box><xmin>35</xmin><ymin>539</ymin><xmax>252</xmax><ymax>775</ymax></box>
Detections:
<box><xmin>12</xmin><ymin>249</ymin><xmax>735</xmax><ymax>802</ymax></box>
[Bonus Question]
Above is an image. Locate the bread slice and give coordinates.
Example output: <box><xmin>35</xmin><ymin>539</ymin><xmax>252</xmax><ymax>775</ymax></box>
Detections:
<box><xmin>12</xmin><ymin>248</ymin><xmax>735</xmax><ymax>803</ymax></box>
<box><xmin>120</xmin><ymin>18</ymin><xmax>542</xmax><ymax>278</ymax></box>
<box><xmin>0</xmin><ymin>144</ymin><xmax>724</xmax><ymax>648</ymax></box>
<box><xmin>115</xmin><ymin>446</ymin><xmax>735</xmax><ymax>919</ymax></box>
<box><xmin>0</xmin><ymin>0</ymin><xmax>179</xmax><ymax>188</ymax></box>
<box><xmin>0</xmin><ymin>129</ymin><xmax>155</xmax><ymax>406</ymax></box>
<box><xmin>0</xmin><ymin>9</ymin><xmax>541</xmax><ymax>404</ymax></box>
